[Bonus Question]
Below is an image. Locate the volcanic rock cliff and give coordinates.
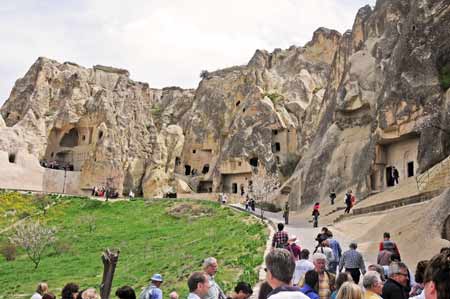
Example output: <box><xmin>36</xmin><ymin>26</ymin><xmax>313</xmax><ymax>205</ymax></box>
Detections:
<box><xmin>1</xmin><ymin>0</ymin><xmax>450</xmax><ymax>205</ymax></box>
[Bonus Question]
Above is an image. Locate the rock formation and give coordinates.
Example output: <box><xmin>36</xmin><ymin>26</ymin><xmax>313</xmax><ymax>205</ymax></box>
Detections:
<box><xmin>1</xmin><ymin>0</ymin><xmax>450</xmax><ymax>205</ymax></box>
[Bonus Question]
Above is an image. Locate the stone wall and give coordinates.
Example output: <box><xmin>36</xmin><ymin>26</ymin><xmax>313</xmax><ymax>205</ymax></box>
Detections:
<box><xmin>0</xmin><ymin>150</ymin><xmax>45</xmax><ymax>191</ymax></box>
<box><xmin>43</xmin><ymin>169</ymin><xmax>86</xmax><ymax>195</ymax></box>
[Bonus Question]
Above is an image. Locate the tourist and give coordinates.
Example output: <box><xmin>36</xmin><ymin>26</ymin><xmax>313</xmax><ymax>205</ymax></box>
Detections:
<box><xmin>31</xmin><ymin>282</ymin><xmax>48</xmax><ymax>299</ymax></box>
<box><xmin>264</xmin><ymin>248</ymin><xmax>309</xmax><ymax>299</ymax></box>
<box><xmin>42</xmin><ymin>294</ymin><xmax>56</xmax><ymax>299</ymax></box>
<box><xmin>409</xmin><ymin>260</ymin><xmax>429</xmax><ymax>298</ymax></box>
<box><xmin>381</xmin><ymin>262</ymin><xmax>409</xmax><ymax>299</ymax></box>
<box><xmin>257</xmin><ymin>282</ymin><xmax>273</xmax><ymax>299</ymax></box>
<box><xmin>378</xmin><ymin>232</ymin><xmax>401</xmax><ymax>258</ymax></box>
<box><xmin>62</xmin><ymin>283</ymin><xmax>79</xmax><ymax>299</ymax></box>
<box><xmin>271</xmin><ymin>223</ymin><xmax>289</xmax><ymax>249</ymax></box>
<box><xmin>344</xmin><ymin>191</ymin><xmax>352</xmax><ymax>214</ymax></box>
<box><xmin>330</xmin><ymin>273</ymin><xmax>352</xmax><ymax>299</ymax></box>
<box><xmin>170</xmin><ymin>292</ymin><xmax>180</xmax><ymax>299</ymax></box>
<box><xmin>335</xmin><ymin>282</ymin><xmax>363</xmax><ymax>299</ymax></box>
<box><xmin>187</xmin><ymin>272</ymin><xmax>211</xmax><ymax>299</ymax></box>
<box><xmin>314</xmin><ymin>228</ymin><xmax>329</xmax><ymax>253</ymax></box>
<box><xmin>283</xmin><ymin>201</ymin><xmax>290</xmax><ymax>225</ymax></box>
<box><xmin>116</xmin><ymin>286</ymin><xmax>136</xmax><ymax>299</ymax></box>
<box><xmin>312</xmin><ymin>204</ymin><xmax>320</xmax><ymax>228</ymax></box>
<box><xmin>81</xmin><ymin>288</ymin><xmax>98</xmax><ymax>299</ymax></box>
<box><xmin>227</xmin><ymin>282</ymin><xmax>253</xmax><ymax>299</ymax></box>
<box><xmin>293</xmin><ymin>249</ymin><xmax>315</xmax><ymax>286</ymax></box>
<box><xmin>339</xmin><ymin>242</ymin><xmax>366</xmax><ymax>285</ymax></box>
<box><xmin>367</xmin><ymin>264</ymin><xmax>385</xmax><ymax>282</ymax></box>
<box><xmin>423</xmin><ymin>251</ymin><xmax>450</xmax><ymax>299</ymax></box>
<box><xmin>362</xmin><ymin>271</ymin><xmax>383</xmax><ymax>299</ymax></box>
<box><xmin>326</xmin><ymin>231</ymin><xmax>342</xmax><ymax>274</ymax></box>
<box><xmin>139</xmin><ymin>274</ymin><xmax>164</xmax><ymax>299</ymax></box>
<box><xmin>329</xmin><ymin>191</ymin><xmax>336</xmax><ymax>205</ymax></box>
<box><xmin>300</xmin><ymin>270</ymin><xmax>320</xmax><ymax>299</ymax></box>
<box><xmin>250</xmin><ymin>198</ymin><xmax>256</xmax><ymax>211</ymax></box>
<box><xmin>392</xmin><ymin>167</ymin><xmax>399</xmax><ymax>185</ymax></box>
<box><xmin>286</xmin><ymin>235</ymin><xmax>301</xmax><ymax>260</ymax></box>
<box><xmin>317</xmin><ymin>240</ymin><xmax>334</xmax><ymax>270</ymax></box>
<box><xmin>204</xmin><ymin>257</ymin><xmax>226</xmax><ymax>299</ymax></box>
<box><xmin>311</xmin><ymin>253</ymin><xmax>335</xmax><ymax>299</ymax></box>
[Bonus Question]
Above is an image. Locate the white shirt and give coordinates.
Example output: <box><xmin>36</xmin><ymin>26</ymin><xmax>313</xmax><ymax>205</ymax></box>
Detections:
<box><xmin>188</xmin><ymin>293</ymin><xmax>201</xmax><ymax>299</ymax></box>
<box><xmin>292</xmin><ymin>259</ymin><xmax>314</xmax><ymax>285</ymax></box>
<box><xmin>31</xmin><ymin>293</ymin><xmax>42</xmax><ymax>299</ymax></box>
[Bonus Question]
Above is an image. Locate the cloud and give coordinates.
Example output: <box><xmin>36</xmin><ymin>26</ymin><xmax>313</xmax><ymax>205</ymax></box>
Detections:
<box><xmin>0</xmin><ymin>0</ymin><xmax>375</xmax><ymax>106</ymax></box>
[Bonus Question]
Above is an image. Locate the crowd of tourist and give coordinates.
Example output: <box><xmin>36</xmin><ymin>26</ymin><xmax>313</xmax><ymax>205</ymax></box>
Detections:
<box><xmin>27</xmin><ymin>224</ymin><xmax>449</xmax><ymax>299</ymax></box>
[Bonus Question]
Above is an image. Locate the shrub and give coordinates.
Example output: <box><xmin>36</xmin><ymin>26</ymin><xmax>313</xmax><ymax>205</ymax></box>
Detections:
<box><xmin>263</xmin><ymin>92</ymin><xmax>284</xmax><ymax>104</ymax></box>
<box><xmin>0</xmin><ymin>242</ymin><xmax>17</xmax><ymax>261</ymax></box>
<box><xmin>439</xmin><ymin>63</ymin><xmax>450</xmax><ymax>91</ymax></box>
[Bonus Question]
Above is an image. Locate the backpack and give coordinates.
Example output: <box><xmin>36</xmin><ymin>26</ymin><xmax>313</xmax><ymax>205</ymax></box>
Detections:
<box><xmin>139</xmin><ymin>285</ymin><xmax>154</xmax><ymax>299</ymax></box>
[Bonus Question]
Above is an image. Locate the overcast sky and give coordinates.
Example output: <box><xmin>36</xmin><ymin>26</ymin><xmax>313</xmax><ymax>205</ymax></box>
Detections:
<box><xmin>0</xmin><ymin>0</ymin><xmax>375</xmax><ymax>106</ymax></box>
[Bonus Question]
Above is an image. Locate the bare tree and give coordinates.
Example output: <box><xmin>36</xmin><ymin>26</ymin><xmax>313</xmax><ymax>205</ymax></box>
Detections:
<box><xmin>78</xmin><ymin>215</ymin><xmax>97</xmax><ymax>233</ymax></box>
<box><xmin>32</xmin><ymin>194</ymin><xmax>52</xmax><ymax>216</ymax></box>
<box><xmin>249</xmin><ymin>171</ymin><xmax>279</xmax><ymax>220</ymax></box>
<box><xmin>9</xmin><ymin>221</ymin><xmax>57</xmax><ymax>269</ymax></box>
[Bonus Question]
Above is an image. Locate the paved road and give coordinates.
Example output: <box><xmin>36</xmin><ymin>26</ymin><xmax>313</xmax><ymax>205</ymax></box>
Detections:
<box><xmin>231</xmin><ymin>204</ymin><xmax>376</xmax><ymax>269</ymax></box>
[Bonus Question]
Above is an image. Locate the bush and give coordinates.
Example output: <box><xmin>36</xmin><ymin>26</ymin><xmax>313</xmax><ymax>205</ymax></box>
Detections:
<box><xmin>255</xmin><ymin>202</ymin><xmax>282</xmax><ymax>212</ymax></box>
<box><xmin>439</xmin><ymin>63</ymin><xmax>450</xmax><ymax>91</ymax></box>
<box><xmin>0</xmin><ymin>242</ymin><xmax>17</xmax><ymax>261</ymax></box>
<box><xmin>263</xmin><ymin>92</ymin><xmax>284</xmax><ymax>104</ymax></box>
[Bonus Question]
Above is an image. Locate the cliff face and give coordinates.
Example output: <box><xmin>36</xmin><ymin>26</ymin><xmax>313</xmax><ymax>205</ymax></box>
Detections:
<box><xmin>1</xmin><ymin>0</ymin><xmax>450</xmax><ymax>204</ymax></box>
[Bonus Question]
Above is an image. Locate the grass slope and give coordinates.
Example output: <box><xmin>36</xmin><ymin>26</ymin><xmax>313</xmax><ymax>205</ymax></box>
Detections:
<box><xmin>0</xmin><ymin>196</ymin><xmax>267</xmax><ymax>298</ymax></box>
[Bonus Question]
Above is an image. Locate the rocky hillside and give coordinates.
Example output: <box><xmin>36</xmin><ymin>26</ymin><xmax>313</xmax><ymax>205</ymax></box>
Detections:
<box><xmin>1</xmin><ymin>0</ymin><xmax>450</xmax><ymax>206</ymax></box>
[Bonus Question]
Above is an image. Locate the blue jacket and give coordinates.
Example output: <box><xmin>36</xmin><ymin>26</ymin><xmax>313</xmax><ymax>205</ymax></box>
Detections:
<box><xmin>299</xmin><ymin>284</ymin><xmax>319</xmax><ymax>299</ymax></box>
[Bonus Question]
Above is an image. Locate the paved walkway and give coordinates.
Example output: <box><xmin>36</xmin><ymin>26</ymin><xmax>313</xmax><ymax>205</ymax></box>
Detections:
<box><xmin>231</xmin><ymin>203</ymin><xmax>376</xmax><ymax>268</ymax></box>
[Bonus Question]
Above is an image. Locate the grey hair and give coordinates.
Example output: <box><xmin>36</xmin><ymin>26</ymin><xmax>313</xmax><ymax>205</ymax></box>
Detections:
<box><xmin>389</xmin><ymin>262</ymin><xmax>408</xmax><ymax>276</ymax></box>
<box><xmin>265</xmin><ymin>249</ymin><xmax>295</xmax><ymax>284</ymax></box>
<box><xmin>312</xmin><ymin>253</ymin><xmax>327</xmax><ymax>263</ymax></box>
<box><xmin>363</xmin><ymin>271</ymin><xmax>381</xmax><ymax>289</ymax></box>
<box><xmin>203</xmin><ymin>257</ymin><xmax>217</xmax><ymax>268</ymax></box>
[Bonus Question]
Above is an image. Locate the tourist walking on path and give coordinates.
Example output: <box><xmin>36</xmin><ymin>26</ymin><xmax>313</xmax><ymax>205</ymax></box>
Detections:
<box><xmin>329</xmin><ymin>191</ymin><xmax>336</xmax><ymax>205</ymax></box>
<box><xmin>272</xmin><ymin>223</ymin><xmax>289</xmax><ymax>249</ymax></box>
<box><xmin>326</xmin><ymin>231</ymin><xmax>342</xmax><ymax>274</ymax></box>
<box><xmin>308</xmin><ymin>253</ymin><xmax>335</xmax><ymax>299</ymax></box>
<box><xmin>379</xmin><ymin>232</ymin><xmax>401</xmax><ymax>259</ymax></box>
<box><xmin>409</xmin><ymin>260</ymin><xmax>429</xmax><ymax>298</ymax></box>
<box><xmin>293</xmin><ymin>249</ymin><xmax>315</xmax><ymax>286</ymax></box>
<box><xmin>300</xmin><ymin>270</ymin><xmax>320</xmax><ymax>299</ymax></box>
<box><xmin>381</xmin><ymin>262</ymin><xmax>409</xmax><ymax>299</ymax></box>
<box><xmin>344</xmin><ymin>191</ymin><xmax>352</xmax><ymax>214</ymax></box>
<box><xmin>286</xmin><ymin>235</ymin><xmax>301</xmax><ymax>260</ymax></box>
<box><xmin>330</xmin><ymin>273</ymin><xmax>353</xmax><ymax>299</ymax></box>
<box><xmin>283</xmin><ymin>201</ymin><xmax>290</xmax><ymax>225</ymax></box>
<box><xmin>339</xmin><ymin>242</ymin><xmax>366</xmax><ymax>285</ymax></box>
<box><xmin>318</xmin><ymin>240</ymin><xmax>334</xmax><ymax>271</ymax></box>
<box><xmin>335</xmin><ymin>282</ymin><xmax>363</xmax><ymax>299</ymax></box>
<box><xmin>140</xmin><ymin>274</ymin><xmax>164</xmax><ymax>299</ymax></box>
<box><xmin>362</xmin><ymin>271</ymin><xmax>383</xmax><ymax>299</ymax></box>
<box><xmin>312</xmin><ymin>203</ymin><xmax>320</xmax><ymax>228</ymax></box>
<box><xmin>204</xmin><ymin>257</ymin><xmax>226</xmax><ymax>299</ymax></box>
<box><xmin>187</xmin><ymin>272</ymin><xmax>211</xmax><ymax>299</ymax></box>
<box><xmin>264</xmin><ymin>249</ymin><xmax>309</xmax><ymax>299</ymax></box>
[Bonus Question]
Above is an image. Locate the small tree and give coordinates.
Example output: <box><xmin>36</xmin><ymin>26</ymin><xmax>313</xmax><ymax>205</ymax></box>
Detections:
<box><xmin>9</xmin><ymin>221</ymin><xmax>57</xmax><ymax>269</ymax></box>
<box><xmin>250</xmin><ymin>171</ymin><xmax>279</xmax><ymax>220</ymax></box>
<box><xmin>79</xmin><ymin>215</ymin><xmax>97</xmax><ymax>233</ymax></box>
<box><xmin>32</xmin><ymin>194</ymin><xmax>52</xmax><ymax>216</ymax></box>
<box><xmin>200</xmin><ymin>70</ymin><xmax>209</xmax><ymax>79</ymax></box>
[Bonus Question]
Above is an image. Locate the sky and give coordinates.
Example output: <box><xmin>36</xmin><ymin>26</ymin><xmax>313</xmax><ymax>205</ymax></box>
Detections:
<box><xmin>0</xmin><ymin>0</ymin><xmax>375</xmax><ymax>106</ymax></box>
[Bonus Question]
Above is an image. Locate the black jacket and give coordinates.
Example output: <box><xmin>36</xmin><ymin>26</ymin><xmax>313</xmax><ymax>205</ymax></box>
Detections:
<box><xmin>382</xmin><ymin>278</ymin><xmax>407</xmax><ymax>299</ymax></box>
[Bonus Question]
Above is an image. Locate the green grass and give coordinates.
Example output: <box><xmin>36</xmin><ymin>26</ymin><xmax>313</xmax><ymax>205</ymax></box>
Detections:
<box><xmin>0</xmin><ymin>195</ymin><xmax>267</xmax><ymax>299</ymax></box>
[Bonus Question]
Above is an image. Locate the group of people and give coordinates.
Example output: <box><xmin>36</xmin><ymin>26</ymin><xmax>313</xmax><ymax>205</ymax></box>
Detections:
<box><xmin>91</xmin><ymin>186</ymin><xmax>119</xmax><ymax>199</ymax></box>
<box><xmin>271</xmin><ymin>223</ymin><xmax>449</xmax><ymax>299</ymax></box>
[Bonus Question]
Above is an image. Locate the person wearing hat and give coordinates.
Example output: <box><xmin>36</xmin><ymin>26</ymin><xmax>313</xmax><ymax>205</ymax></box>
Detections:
<box><xmin>139</xmin><ymin>274</ymin><xmax>163</xmax><ymax>299</ymax></box>
<box><xmin>286</xmin><ymin>235</ymin><xmax>301</xmax><ymax>260</ymax></box>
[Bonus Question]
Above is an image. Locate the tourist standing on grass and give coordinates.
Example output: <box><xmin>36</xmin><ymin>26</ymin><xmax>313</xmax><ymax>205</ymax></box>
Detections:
<box><xmin>293</xmin><ymin>249</ymin><xmax>315</xmax><ymax>286</ymax></box>
<box><xmin>300</xmin><ymin>270</ymin><xmax>320</xmax><ymax>299</ymax></box>
<box><xmin>188</xmin><ymin>272</ymin><xmax>211</xmax><ymax>299</ymax></box>
<box><xmin>272</xmin><ymin>223</ymin><xmax>289</xmax><ymax>249</ymax></box>
<box><xmin>140</xmin><ymin>274</ymin><xmax>164</xmax><ymax>299</ymax></box>
<box><xmin>264</xmin><ymin>249</ymin><xmax>309</xmax><ymax>299</ymax></box>
<box><xmin>62</xmin><ymin>283</ymin><xmax>79</xmax><ymax>299</ymax></box>
<box><xmin>423</xmin><ymin>251</ymin><xmax>450</xmax><ymax>299</ymax></box>
<box><xmin>330</xmin><ymin>273</ymin><xmax>353</xmax><ymax>299</ymax></box>
<box><xmin>362</xmin><ymin>271</ymin><xmax>383</xmax><ymax>299</ymax></box>
<box><xmin>31</xmin><ymin>282</ymin><xmax>48</xmax><ymax>299</ymax></box>
<box><xmin>116</xmin><ymin>286</ymin><xmax>136</xmax><ymax>299</ymax></box>
<box><xmin>226</xmin><ymin>282</ymin><xmax>253</xmax><ymax>299</ymax></box>
<box><xmin>204</xmin><ymin>257</ymin><xmax>226</xmax><ymax>299</ymax></box>
<box><xmin>381</xmin><ymin>262</ymin><xmax>409</xmax><ymax>299</ymax></box>
<box><xmin>339</xmin><ymin>242</ymin><xmax>366</xmax><ymax>285</ymax></box>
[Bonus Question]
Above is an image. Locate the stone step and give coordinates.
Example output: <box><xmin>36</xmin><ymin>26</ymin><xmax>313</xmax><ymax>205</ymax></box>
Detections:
<box><xmin>333</xmin><ymin>189</ymin><xmax>442</xmax><ymax>223</ymax></box>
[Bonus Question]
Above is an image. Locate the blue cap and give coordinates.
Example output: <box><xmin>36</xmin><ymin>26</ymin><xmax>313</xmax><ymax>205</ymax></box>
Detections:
<box><xmin>151</xmin><ymin>273</ymin><xmax>163</xmax><ymax>282</ymax></box>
